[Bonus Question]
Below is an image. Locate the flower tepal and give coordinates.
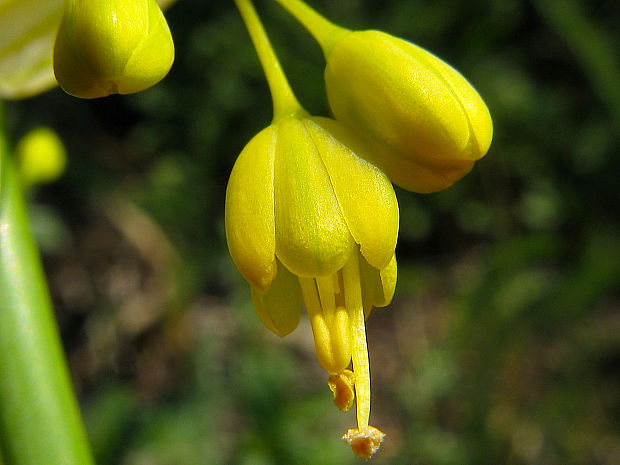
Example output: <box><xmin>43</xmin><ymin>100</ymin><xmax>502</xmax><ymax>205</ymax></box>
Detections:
<box><xmin>53</xmin><ymin>0</ymin><xmax>174</xmax><ymax>99</ymax></box>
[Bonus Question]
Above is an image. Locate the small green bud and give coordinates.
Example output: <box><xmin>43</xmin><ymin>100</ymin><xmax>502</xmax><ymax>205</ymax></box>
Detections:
<box><xmin>53</xmin><ymin>0</ymin><xmax>174</xmax><ymax>99</ymax></box>
<box><xmin>16</xmin><ymin>127</ymin><xmax>67</xmax><ymax>188</ymax></box>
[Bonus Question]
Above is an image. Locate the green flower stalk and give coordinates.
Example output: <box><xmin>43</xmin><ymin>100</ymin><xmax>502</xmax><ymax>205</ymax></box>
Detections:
<box><xmin>273</xmin><ymin>0</ymin><xmax>493</xmax><ymax>193</ymax></box>
<box><xmin>228</xmin><ymin>0</ymin><xmax>399</xmax><ymax>458</ymax></box>
<box><xmin>53</xmin><ymin>0</ymin><xmax>174</xmax><ymax>98</ymax></box>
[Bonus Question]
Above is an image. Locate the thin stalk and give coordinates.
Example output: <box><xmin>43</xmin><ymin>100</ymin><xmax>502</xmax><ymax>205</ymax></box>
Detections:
<box><xmin>234</xmin><ymin>0</ymin><xmax>305</xmax><ymax>122</ymax></box>
<box><xmin>0</xmin><ymin>103</ymin><xmax>95</xmax><ymax>465</ymax></box>
<box><xmin>271</xmin><ymin>0</ymin><xmax>349</xmax><ymax>58</ymax></box>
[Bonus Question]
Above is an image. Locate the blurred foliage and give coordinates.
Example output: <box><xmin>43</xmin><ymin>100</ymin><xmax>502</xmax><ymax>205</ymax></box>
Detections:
<box><xmin>4</xmin><ymin>0</ymin><xmax>620</xmax><ymax>463</ymax></box>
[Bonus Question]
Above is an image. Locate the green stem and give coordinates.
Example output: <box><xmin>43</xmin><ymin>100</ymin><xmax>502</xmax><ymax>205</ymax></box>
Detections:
<box><xmin>0</xmin><ymin>104</ymin><xmax>95</xmax><ymax>465</ymax></box>
<box><xmin>271</xmin><ymin>0</ymin><xmax>349</xmax><ymax>58</ymax></box>
<box><xmin>234</xmin><ymin>0</ymin><xmax>305</xmax><ymax>122</ymax></box>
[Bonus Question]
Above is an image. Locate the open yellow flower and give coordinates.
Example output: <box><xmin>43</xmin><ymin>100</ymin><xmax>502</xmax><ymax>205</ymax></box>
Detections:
<box><xmin>274</xmin><ymin>0</ymin><xmax>493</xmax><ymax>193</ymax></box>
<box><xmin>226</xmin><ymin>113</ymin><xmax>399</xmax><ymax>345</ymax></box>
<box><xmin>229</xmin><ymin>0</ymin><xmax>398</xmax><ymax>458</ymax></box>
<box><xmin>226</xmin><ymin>83</ymin><xmax>397</xmax><ymax>465</ymax></box>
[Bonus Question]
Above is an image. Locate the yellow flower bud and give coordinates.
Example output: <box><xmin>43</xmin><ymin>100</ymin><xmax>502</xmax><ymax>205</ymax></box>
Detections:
<box><xmin>324</xmin><ymin>30</ymin><xmax>493</xmax><ymax>193</ymax></box>
<box><xmin>16</xmin><ymin>127</ymin><xmax>67</xmax><ymax>188</ymax></box>
<box><xmin>53</xmin><ymin>0</ymin><xmax>174</xmax><ymax>99</ymax></box>
<box><xmin>272</xmin><ymin>0</ymin><xmax>493</xmax><ymax>193</ymax></box>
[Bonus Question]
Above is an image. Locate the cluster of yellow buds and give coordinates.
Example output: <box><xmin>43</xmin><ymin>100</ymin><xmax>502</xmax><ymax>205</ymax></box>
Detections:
<box><xmin>227</xmin><ymin>0</ymin><xmax>492</xmax><ymax>459</ymax></box>
<box><xmin>52</xmin><ymin>0</ymin><xmax>174</xmax><ymax>99</ymax></box>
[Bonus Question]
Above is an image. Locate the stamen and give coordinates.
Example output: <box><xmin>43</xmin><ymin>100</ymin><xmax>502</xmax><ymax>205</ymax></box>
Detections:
<box><xmin>300</xmin><ymin>277</ymin><xmax>350</xmax><ymax>374</ymax></box>
<box><xmin>328</xmin><ymin>369</ymin><xmax>355</xmax><ymax>411</ymax></box>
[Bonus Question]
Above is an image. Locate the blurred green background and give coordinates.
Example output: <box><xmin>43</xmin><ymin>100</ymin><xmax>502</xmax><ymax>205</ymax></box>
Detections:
<box><xmin>5</xmin><ymin>0</ymin><xmax>620</xmax><ymax>463</ymax></box>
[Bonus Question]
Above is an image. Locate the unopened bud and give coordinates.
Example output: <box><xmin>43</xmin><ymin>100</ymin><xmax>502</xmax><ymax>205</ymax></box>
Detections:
<box><xmin>53</xmin><ymin>0</ymin><xmax>174</xmax><ymax>98</ymax></box>
<box><xmin>17</xmin><ymin>127</ymin><xmax>66</xmax><ymax>187</ymax></box>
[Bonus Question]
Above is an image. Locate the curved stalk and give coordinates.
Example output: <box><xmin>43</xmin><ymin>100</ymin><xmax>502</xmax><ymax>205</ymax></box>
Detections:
<box><xmin>271</xmin><ymin>0</ymin><xmax>349</xmax><ymax>58</ymax></box>
<box><xmin>0</xmin><ymin>104</ymin><xmax>95</xmax><ymax>465</ymax></box>
<box><xmin>234</xmin><ymin>0</ymin><xmax>306</xmax><ymax>122</ymax></box>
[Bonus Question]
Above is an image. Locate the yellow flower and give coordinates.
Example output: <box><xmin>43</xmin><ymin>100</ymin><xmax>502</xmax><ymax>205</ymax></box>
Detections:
<box><xmin>227</xmin><ymin>110</ymin><xmax>397</xmax><ymax>459</ymax></box>
<box><xmin>226</xmin><ymin>113</ymin><xmax>399</xmax><ymax>340</ymax></box>
<box><xmin>230</xmin><ymin>0</ymin><xmax>397</xmax><ymax>457</ymax></box>
<box><xmin>53</xmin><ymin>0</ymin><xmax>174</xmax><ymax>98</ymax></box>
<box><xmin>273</xmin><ymin>0</ymin><xmax>493</xmax><ymax>193</ymax></box>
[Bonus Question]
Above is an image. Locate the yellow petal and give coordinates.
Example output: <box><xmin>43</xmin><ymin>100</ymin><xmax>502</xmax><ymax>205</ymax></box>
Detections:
<box><xmin>251</xmin><ymin>260</ymin><xmax>301</xmax><ymax>337</ymax></box>
<box><xmin>53</xmin><ymin>0</ymin><xmax>174</xmax><ymax>98</ymax></box>
<box><xmin>359</xmin><ymin>252</ymin><xmax>397</xmax><ymax>319</ymax></box>
<box><xmin>63</xmin><ymin>0</ymin><xmax>148</xmax><ymax>75</ymax></box>
<box><xmin>406</xmin><ymin>40</ymin><xmax>493</xmax><ymax>158</ymax></box>
<box><xmin>225</xmin><ymin>126</ymin><xmax>276</xmax><ymax>293</ymax></box>
<box><xmin>274</xmin><ymin>117</ymin><xmax>354</xmax><ymax>277</ymax></box>
<box><xmin>376</xmin><ymin>254</ymin><xmax>397</xmax><ymax>307</ymax></box>
<box><xmin>319</xmin><ymin>118</ymin><xmax>473</xmax><ymax>194</ymax></box>
<box><xmin>108</xmin><ymin>0</ymin><xmax>176</xmax><ymax>95</ymax></box>
<box><xmin>307</xmin><ymin>117</ymin><xmax>398</xmax><ymax>269</ymax></box>
<box><xmin>369</xmin><ymin>146</ymin><xmax>475</xmax><ymax>194</ymax></box>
